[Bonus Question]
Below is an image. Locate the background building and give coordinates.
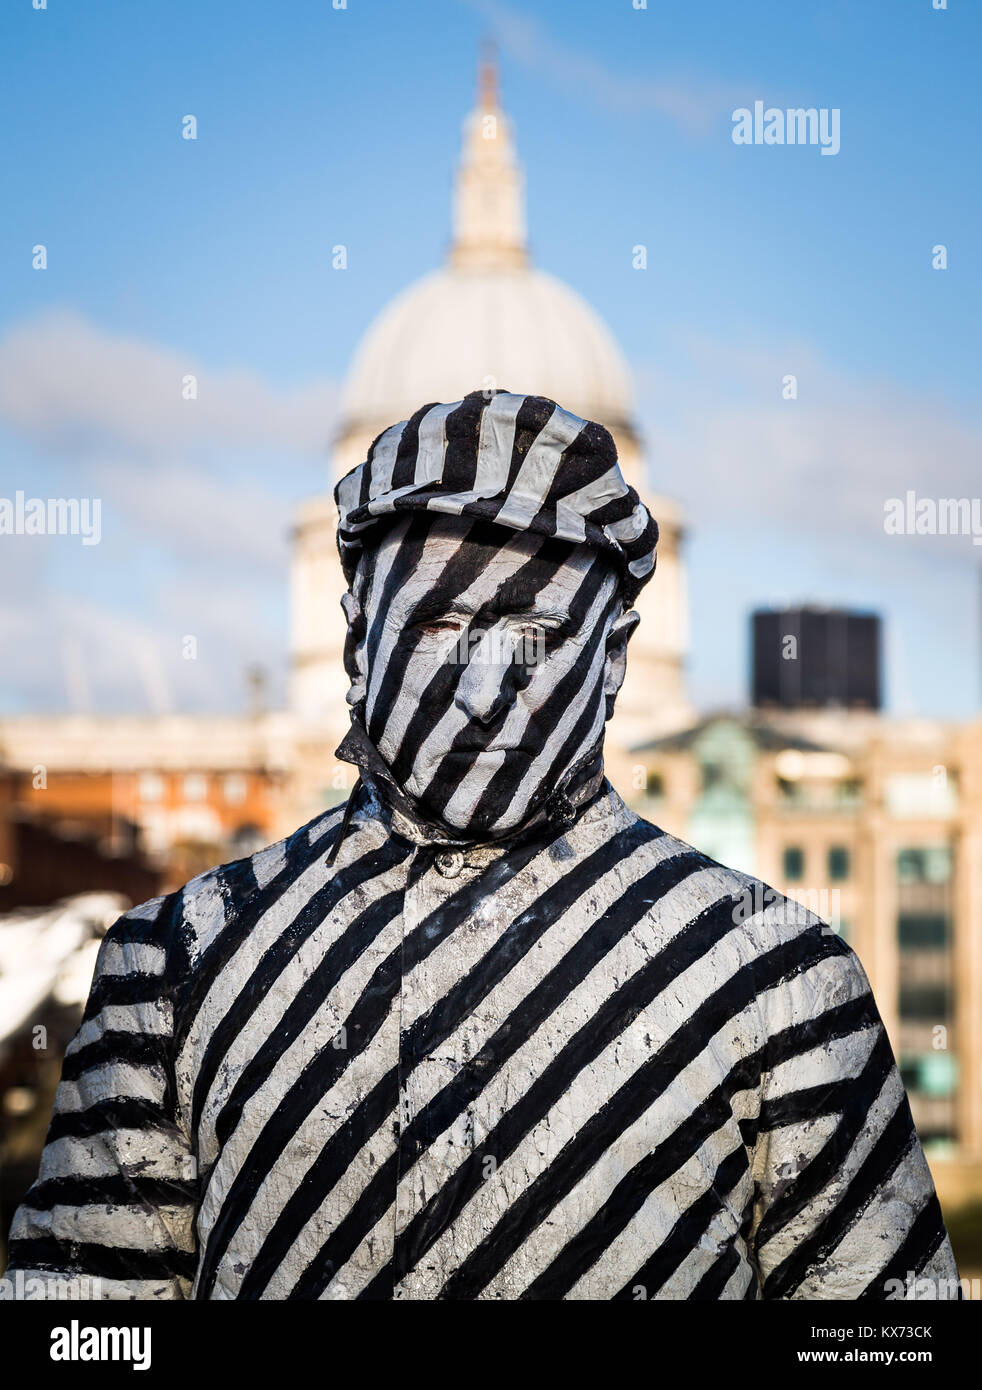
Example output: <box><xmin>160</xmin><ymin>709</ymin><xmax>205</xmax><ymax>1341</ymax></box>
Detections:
<box><xmin>752</xmin><ymin>607</ymin><xmax>881</xmax><ymax>711</ymax></box>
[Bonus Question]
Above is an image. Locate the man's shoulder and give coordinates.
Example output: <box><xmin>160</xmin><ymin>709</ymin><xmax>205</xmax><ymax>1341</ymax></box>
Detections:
<box><xmin>615</xmin><ymin>817</ymin><xmax>876</xmax><ymax>1032</ymax></box>
<box><xmin>620</xmin><ymin>808</ymin><xmax>860</xmax><ymax>959</ymax></box>
<box><xmin>97</xmin><ymin>802</ymin><xmax>348</xmax><ymax>975</ymax></box>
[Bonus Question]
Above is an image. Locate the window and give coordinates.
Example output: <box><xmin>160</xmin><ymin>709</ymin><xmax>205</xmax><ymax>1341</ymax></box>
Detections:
<box><xmin>828</xmin><ymin>846</ymin><xmax>850</xmax><ymax>881</ymax></box>
<box><xmin>183</xmin><ymin>773</ymin><xmax>208</xmax><ymax>803</ymax></box>
<box><xmin>783</xmin><ymin>846</ymin><xmax>804</xmax><ymax>881</ymax></box>
<box><xmin>897</xmin><ymin>847</ymin><xmax>953</xmax><ymax>884</ymax></box>
<box><xmin>139</xmin><ymin>772</ymin><xmax>164</xmax><ymax>803</ymax></box>
<box><xmin>898</xmin><ymin>914</ymin><xmax>950</xmax><ymax>948</ymax></box>
<box><xmin>899</xmin><ymin>983</ymin><xmax>952</xmax><ymax>1021</ymax></box>
<box><xmin>900</xmin><ymin>1053</ymin><xmax>958</xmax><ymax>1097</ymax></box>
<box><xmin>223</xmin><ymin>774</ymin><xmax>247</xmax><ymax>804</ymax></box>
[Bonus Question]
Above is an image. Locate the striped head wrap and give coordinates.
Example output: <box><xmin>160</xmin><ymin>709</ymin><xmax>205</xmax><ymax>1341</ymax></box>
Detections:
<box><xmin>335</xmin><ymin>390</ymin><xmax>658</xmax><ymax>606</ymax></box>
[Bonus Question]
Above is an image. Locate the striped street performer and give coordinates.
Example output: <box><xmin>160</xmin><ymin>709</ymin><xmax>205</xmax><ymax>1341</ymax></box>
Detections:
<box><xmin>4</xmin><ymin>390</ymin><xmax>961</xmax><ymax>1300</ymax></box>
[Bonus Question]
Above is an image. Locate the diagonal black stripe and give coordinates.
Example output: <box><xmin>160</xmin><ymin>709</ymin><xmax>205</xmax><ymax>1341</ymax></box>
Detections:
<box><xmin>688</xmin><ymin>1241</ymin><xmax>744</xmax><ymax>1300</ymax></box>
<box><xmin>353</xmin><ymin>885</ymin><xmax>758</xmax><ymax>1300</ymax></box>
<box><xmin>236</xmin><ymin>1068</ymin><xmax>399</xmax><ymax>1299</ymax></box>
<box><xmin>376</xmin><ymin>527</ymin><xmax>551</xmax><ymax>786</ymax></box>
<box><xmin>762</xmin><ymin>1099</ymin><xmax>917</xmax><ymax>1298</ymax></box>
<box><xmin>7</xmin><ymin>1236</ymin><xmax>196</xmax><ymax>1282</ymax></box>
<box><xmin>401</xmin><ymin>823</ymin><xmax>668</xmax><ymax>1078</ymax></box>
<box><xmin>190</xmin><ymin>832</ymin><xmax>408</xmax><ymax>1135</ymax></box>
<box><xmin>174</xmin><ymin>806</ymin><xmax>345</xmax><ymax>1053</ymax></box>
<box><xmin>753</xmin><ymin>1027</ymin><xmax>894</xmax><ymax>1252</ymax></box>
<box><xmin>212</xmin><ymin>882</ymin><xmax>407</xmax><ymax>1150</ymax></box>
<box><xmin>21</xmin><ymin>1173</ymin><xmax>196</xmax><ymax>1212</ymax></box>
<box><xmin>612</xmin><ymin>1143</ymin><xmax>750</xmax><ymax>1300</ymax></box>
<box><xmin>363</xmin><ymin>513</ymin><xmax>444</xmax><ymax>741</ymax></box>
<box><xmin>855</xmin><ymin>1193</ymin><xmax>951</xmax><ymax>1300</ymax></box>
<box><xmin>197</xmin><ymin>838</ymin><xmax>550</xmax><ymax>1300</ymax></box>
<box><xmin>465</xmin><ymin>573</ymin><xmax>620</xmax><ymax>829</ymax></box>
<box><xmin>267</xmin><ymin>826</ymin><xmax>594</xmax><ymax>1300</ymax></box>
<box><xmin>430</xmin><ymin>927</ymin><xmax>850</xmax><ymax>1301</ymax></box>
<box><xmin>520</xmin><ymin>1068</ymin><xmax>761</xmax><ymax>1301</ymax></box>
<box><xmin>283</xmin><ymin>825</ymin><xmax>671</xmax><ymax>1300</ymax></box>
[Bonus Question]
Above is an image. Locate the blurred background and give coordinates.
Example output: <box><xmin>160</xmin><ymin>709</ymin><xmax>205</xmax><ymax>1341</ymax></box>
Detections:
<box><xmin>2</xmin><ymin>0</ymin><xmax>982</xmax><ymax>1280</ymax></box>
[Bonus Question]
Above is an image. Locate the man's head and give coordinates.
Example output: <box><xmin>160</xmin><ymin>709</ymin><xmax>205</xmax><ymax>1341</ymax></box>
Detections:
<box><xmin>334</xmin><ymin>389</ymin><xmax>659</xmax><ymax>839</ymax></box>
<box><xmin>343</xmin><ymin>512</ymin><xmax>638</xmax><ymax>837</ymax></box>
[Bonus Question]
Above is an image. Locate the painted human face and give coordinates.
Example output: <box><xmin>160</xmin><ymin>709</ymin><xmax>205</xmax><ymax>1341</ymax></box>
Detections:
<box><xmin>348</xmin><ymin>512</ymin><xmax>636</xmax><ymax>838</ymax></box>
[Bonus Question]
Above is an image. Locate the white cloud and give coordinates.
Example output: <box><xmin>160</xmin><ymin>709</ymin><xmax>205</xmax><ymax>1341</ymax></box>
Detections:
<box><xmin>89</xmin><ymin>461</ymin><xmax>291</xmax><ymax>575</ymax></box>
<box><xmin>635</xmin><ymin>336</ymin><xmax>982</xmax><ymax>554</ymax></box>
<box><xmin>0</xmin><ymin>310</ymin><xmax>330</xmax><ymax>713</ymax></box>
<box><xmin>0</xmin><ymin>309</ymin><xmax>338</xmax><ymax>456</ymax></box>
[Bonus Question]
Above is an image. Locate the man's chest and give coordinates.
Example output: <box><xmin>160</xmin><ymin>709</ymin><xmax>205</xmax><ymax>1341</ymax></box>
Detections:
<box><xmin>182</xmin><ymin>846</ymin><xmax>760</xmax><ymax>1299</ymax></box>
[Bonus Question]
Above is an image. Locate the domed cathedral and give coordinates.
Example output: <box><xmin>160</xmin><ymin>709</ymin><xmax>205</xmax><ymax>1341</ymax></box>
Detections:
<box><xmin>289</xmin><ymin>53</ymin><xmax>693</xmax><ymax>822</ymax></box>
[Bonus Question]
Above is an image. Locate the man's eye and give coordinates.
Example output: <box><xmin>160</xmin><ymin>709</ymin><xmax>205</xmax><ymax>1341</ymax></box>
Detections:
<box><xmin>518</xmin><ymin>623</ymin><xmax>562</xmax><ymax>644</ymax></box>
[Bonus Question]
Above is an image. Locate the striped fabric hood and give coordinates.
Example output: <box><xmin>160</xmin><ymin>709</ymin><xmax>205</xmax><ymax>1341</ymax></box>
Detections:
<box><xmin>334</xmin><ymin>389</ymin><xmax>659</xmax><ymax>608</ymax></box>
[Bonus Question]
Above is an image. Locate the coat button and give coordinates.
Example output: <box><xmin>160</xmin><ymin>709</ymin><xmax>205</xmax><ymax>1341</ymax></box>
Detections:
<box><xmin>434</xmin><ymin>851</ymin><xmax>465</xmax><ymax>878</ymax></box>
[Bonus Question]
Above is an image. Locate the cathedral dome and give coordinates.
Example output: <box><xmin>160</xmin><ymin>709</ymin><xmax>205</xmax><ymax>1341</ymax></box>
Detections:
<box><xmin>340</xmin><ymin>264</ymin><xmax>635</xmax><ymax>441</ymax></box>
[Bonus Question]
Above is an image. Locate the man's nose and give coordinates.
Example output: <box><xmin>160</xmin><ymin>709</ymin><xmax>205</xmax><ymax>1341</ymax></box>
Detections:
<box><xmin>453</xmin><ymin>624</ymin><xmax>519</xmax><ymax>727</ymax></box>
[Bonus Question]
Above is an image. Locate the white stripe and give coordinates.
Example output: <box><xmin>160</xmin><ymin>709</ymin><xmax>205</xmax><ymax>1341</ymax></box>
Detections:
<box><xmin>493</xmin><ymin>405</ymin><xmax>585</xmax><ymax>530</ymax></box>
<box><xmin>367</xmin><ymin>421</ymin><xmax>408</xmax><ymax>500</ymax></box>
<box><xmin>35</xmin><ymin>1130</ymin><xmax>192</xmax><ymax>1184</ymax></box>
<box><xmin>413</xmin><ymin>402</ymin><xmax>456</xmax><ymax>486</ymax></box>
<box><xmin>556</xmin><ymin>464</ymin><xmax>628</xmax><ymax>515</ymax></box>
<box><xmin>11</xmin><ymin>1201</ymin><xmax>194</xmax><ymax>1251</ymax></box>
<box><xmin>789</xmin><ymin>1143</ymin><xmax>928</xmax><ymax>1299</ymax></box>
<box><xmin>66</xmin><ymin>1000</ymin><xmax>172</xmax><ymax>1055</ymax></box>
<box><xmin>96</xmin><ymin>941</ymin><xmax>166</xmax><ymax>977</ymax></box>
<box><xmin>4</xmin><ymin>1268</ymin><xmax>189</xmax><ymax>1301</ymax></box>
<box><xmin>55</xmin><ymin>1064</ymin><xmax>167</xmax><ymax>1113</ymax></box>
<box><xmin>474</xmin><ymin>392</ymin><xmax>525</xmax><ymax>493</ymax></box>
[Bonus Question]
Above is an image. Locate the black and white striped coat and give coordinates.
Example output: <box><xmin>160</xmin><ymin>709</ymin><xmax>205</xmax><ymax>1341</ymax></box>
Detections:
<box><xmin>4</xmin><ymin>780</ymin><xmax>959</xmax><ymax>1300</ymax></box>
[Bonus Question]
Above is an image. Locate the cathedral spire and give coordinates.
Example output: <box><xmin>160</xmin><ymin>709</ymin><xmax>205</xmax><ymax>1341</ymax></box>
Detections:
<box><xmin>450</xmin><ymin>42</ymin><xmax>528</xmax><ymax>270</ymax></box>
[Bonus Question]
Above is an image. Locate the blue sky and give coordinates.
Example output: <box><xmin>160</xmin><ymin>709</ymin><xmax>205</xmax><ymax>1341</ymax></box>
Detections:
<box><xmin>1</xmin><ymin>0</ymin><xmax>980</xmax><ymax>718</ymax></box>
